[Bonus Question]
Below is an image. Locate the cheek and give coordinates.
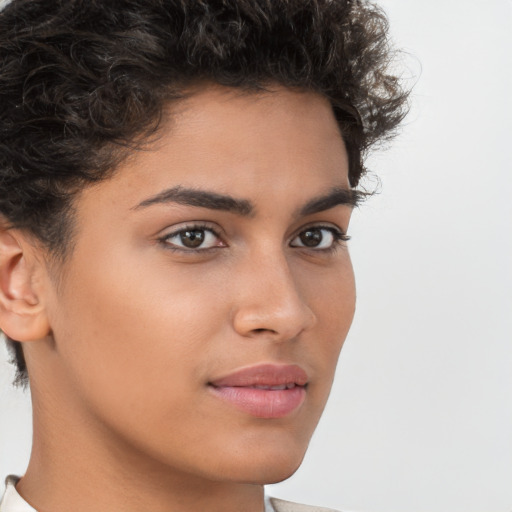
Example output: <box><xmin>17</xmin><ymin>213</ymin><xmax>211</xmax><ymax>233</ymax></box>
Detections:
<box><xmin>49</xmin><ymin>245</ymin><xmax>230</xmax><ymax>419</ymax></box>
<box><xmin>326</xmin><ymin>267</ymin><xmax>355</xmax><ymax>349</ymax></box>
<box><xmin>294</xmin><ymin>255</ymin><xmax>356</xmax><ymax>400</ymax></box>
<box><xmin>301</xmin><ymin>254</ymin><xmax>356</xmax><ymax>341</ymax></box>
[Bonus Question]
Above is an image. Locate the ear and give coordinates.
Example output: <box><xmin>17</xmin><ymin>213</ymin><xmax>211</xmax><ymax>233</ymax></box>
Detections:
<box><xmin>0</xmin><ymin>228</ymin><xmax>51</xmax><ymax>342</ymax></box>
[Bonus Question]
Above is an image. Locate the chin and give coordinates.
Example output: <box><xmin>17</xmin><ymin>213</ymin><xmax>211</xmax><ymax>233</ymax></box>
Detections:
<box><xmin>255</xmin><ymin>462</ymin><xmax>304</xmax><ymax>485</ymax></box>
<box><xmin>209</xmin><ymin>438</ymin><xmax>309</xmax><ymax>485</ymax></box>
<box><xmin>219</xmin><ymin>459</ymin><xmax>305</xmax><ymax>486</ymax></box>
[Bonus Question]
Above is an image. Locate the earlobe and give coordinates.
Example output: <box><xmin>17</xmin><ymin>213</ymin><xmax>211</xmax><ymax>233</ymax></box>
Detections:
<box><xmin>0</xmin><ymin>229</ymin><xmax>51</xmax><ymax>342</ymax></box>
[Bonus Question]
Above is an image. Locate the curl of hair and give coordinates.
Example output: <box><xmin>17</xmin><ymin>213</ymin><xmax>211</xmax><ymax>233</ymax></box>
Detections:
<box><xmin>0</xmin><ymin>0</ymin><xmax>409</xmax><ymax>386</ymax></box>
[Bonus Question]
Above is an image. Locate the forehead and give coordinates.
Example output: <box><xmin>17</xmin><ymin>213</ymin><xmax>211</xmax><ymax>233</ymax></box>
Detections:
<box><xmin>171</xmin><ymin>85</ymin><xmax>345</xmax><ymax>156</ymax></box>
<box><xmin>78</xmin><ymin>85</ymin><xmax>350</xmax><ymax>217</ymax></box>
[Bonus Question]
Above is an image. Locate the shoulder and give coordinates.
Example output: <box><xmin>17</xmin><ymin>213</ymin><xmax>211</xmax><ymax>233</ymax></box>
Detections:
<box><xmin>269</xmin><ymin>497</ymin><xmax>341</xmax><ymax>512</ymax></box>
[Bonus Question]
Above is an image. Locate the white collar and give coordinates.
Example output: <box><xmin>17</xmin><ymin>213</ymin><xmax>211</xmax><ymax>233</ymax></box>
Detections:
<box><xmin>0</xmin><ymin>477</ymin><xmax>36</xmax><ymax>512</ymax></box>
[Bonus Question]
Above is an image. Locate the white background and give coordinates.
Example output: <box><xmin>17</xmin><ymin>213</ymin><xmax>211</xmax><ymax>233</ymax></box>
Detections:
<box><xmin>1</xmin><ymin>1</ymin><xmax>511</xmax><ymax>511</ymax></box>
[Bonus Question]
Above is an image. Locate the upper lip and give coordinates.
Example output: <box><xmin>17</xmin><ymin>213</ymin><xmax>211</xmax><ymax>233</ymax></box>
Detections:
<box><xmin>209</xmin><ymin>363</ymin><xmax>309</xmax><ymax>388</ymax></box>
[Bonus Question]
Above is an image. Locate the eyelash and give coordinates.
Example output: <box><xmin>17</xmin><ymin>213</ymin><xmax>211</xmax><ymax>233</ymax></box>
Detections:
<box><xmin>158</xmin><ymin>223</ymin><xmax>350</xmax><ymax>253</ymax></box>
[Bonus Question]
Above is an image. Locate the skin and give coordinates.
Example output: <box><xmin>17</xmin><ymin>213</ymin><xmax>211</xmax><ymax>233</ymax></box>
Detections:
<box><xmin>2</xmin><ymin>86</ymin><xmax>356</xmax><ymax>512</ymax></box>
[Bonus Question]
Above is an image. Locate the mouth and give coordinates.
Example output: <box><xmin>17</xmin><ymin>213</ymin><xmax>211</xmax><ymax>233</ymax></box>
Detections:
<box><xmin>208</xmin><ymin>364</ymin><xmax>308</xmax><ymax>419</ymax></box>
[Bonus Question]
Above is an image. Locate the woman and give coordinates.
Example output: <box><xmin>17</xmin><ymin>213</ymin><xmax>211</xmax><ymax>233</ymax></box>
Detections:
<box><xmin>0</xmin><ymin>1</ymin><xmax>407</xmax><ymax>510</ymax></box>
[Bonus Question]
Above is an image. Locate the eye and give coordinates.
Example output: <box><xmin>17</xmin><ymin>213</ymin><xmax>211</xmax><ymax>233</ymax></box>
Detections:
<box><xmin>290</xmin><ymin>226</ymin><xmax>349</xmax><ymax>250</ymax></box>
<box><xmin>160</xmin><ymin>225</ymin><xmax>224</xmax><ymax>251</ymax></box>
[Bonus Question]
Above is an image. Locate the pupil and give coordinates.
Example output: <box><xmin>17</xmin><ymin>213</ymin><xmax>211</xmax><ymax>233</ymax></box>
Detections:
<box><xmin>300</xmin><ymin>229</ymin><xmax>322</xmax><ymax>247</ymax></box>
<box><xmin>180</xmin><ymin>230</ymin><xmax>205</xmax><ymax>248</ymax></box>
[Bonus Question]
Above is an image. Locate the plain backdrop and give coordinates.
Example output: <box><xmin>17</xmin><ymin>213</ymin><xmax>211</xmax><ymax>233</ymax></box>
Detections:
<box><xmin>1</xmin><ymin>1</ymin><xmax>511</xmax><ymax>511</ymax></box>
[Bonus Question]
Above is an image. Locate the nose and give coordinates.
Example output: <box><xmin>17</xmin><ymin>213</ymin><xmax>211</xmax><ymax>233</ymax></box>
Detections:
<box><xmin>231</xmin><ymin>252</ymin><xmax>317</xmax><ymax>342</ymax></box>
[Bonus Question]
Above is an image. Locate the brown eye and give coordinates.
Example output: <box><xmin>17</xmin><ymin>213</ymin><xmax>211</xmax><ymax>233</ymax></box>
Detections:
<box><xmin>179</xmin><ymin>229</ymin><xmax>205</xmax><ymax>248</ymax></box>
<box><xmin>290</xmin><ymin>227</ymin><xmax>346</xmax><ymax>250</ymax></box>
<box><xmin>162</xmin><ymin>226</ymin><xmax>223</xmax><ymax>250</ymax></box>
<box><xmin>299</xmin><ymin>229</ymin><xmax>323</xmax><ymax>247</ymax></box>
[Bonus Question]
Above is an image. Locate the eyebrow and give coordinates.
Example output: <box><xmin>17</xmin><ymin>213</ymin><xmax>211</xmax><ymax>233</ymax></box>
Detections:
<box><xmin>133</xmin><ymin>185</ymin><xmax>364</xmax><ymax>216</ymax></box>
<box><xmin>298</xmin><ymin>187</ymin><xmax>365</xmax><ymax>215</ymax></box>
<box><xmin>133</xmin><ymin>185</ymin><xmax>254</xmax><ymax>216</ymax></box>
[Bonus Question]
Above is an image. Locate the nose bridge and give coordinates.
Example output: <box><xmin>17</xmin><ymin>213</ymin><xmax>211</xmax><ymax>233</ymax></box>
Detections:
<box><xmin>232</xmin><ymin>245</ymin><xmax>316</xmax><ymax>340</ymax></box>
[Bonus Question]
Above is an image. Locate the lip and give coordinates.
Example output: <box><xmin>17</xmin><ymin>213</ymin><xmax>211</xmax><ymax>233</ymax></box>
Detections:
<box><xmin>208</xmin><ymin>364</ymin><xmax>308</xmax><ymax>419</ymax></box>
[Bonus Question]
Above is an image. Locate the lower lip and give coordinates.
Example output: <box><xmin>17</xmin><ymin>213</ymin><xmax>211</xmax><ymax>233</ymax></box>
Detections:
<box><xmin>209</xmin><ymin>385</ymin><xmax>306</xmax><ymax>418</ymax></box>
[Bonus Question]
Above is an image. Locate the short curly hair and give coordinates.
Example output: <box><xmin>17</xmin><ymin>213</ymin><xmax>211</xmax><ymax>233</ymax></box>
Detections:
<box><xmin>0</xmin><ymin>0</ymin><xmax>408</xmax><ymax>386</ymax></box>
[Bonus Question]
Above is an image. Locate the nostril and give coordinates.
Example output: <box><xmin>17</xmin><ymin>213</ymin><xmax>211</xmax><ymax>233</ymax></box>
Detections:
<box><xmin>252</xmin><ymin>328</ymin><xmax>276</xmax><ymax>334</ymax></box>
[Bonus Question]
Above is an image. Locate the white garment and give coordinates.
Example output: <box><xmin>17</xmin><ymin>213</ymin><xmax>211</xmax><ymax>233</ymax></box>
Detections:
<box><xmin>0</xmin><ymin>477</ymin><xmax>36</xmax><ymax>512</ymax></box>
<box><xmin>0</xmin><ymin>475</ymin><xmax>276</xmax><ymax>512</ymax></box>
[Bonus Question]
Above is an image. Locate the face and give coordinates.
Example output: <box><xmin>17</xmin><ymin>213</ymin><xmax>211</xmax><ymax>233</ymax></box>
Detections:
<box><xmin>39</xmin><ymin>86</ymin><xmax>356</xmax><ymax>484</ymax></box>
